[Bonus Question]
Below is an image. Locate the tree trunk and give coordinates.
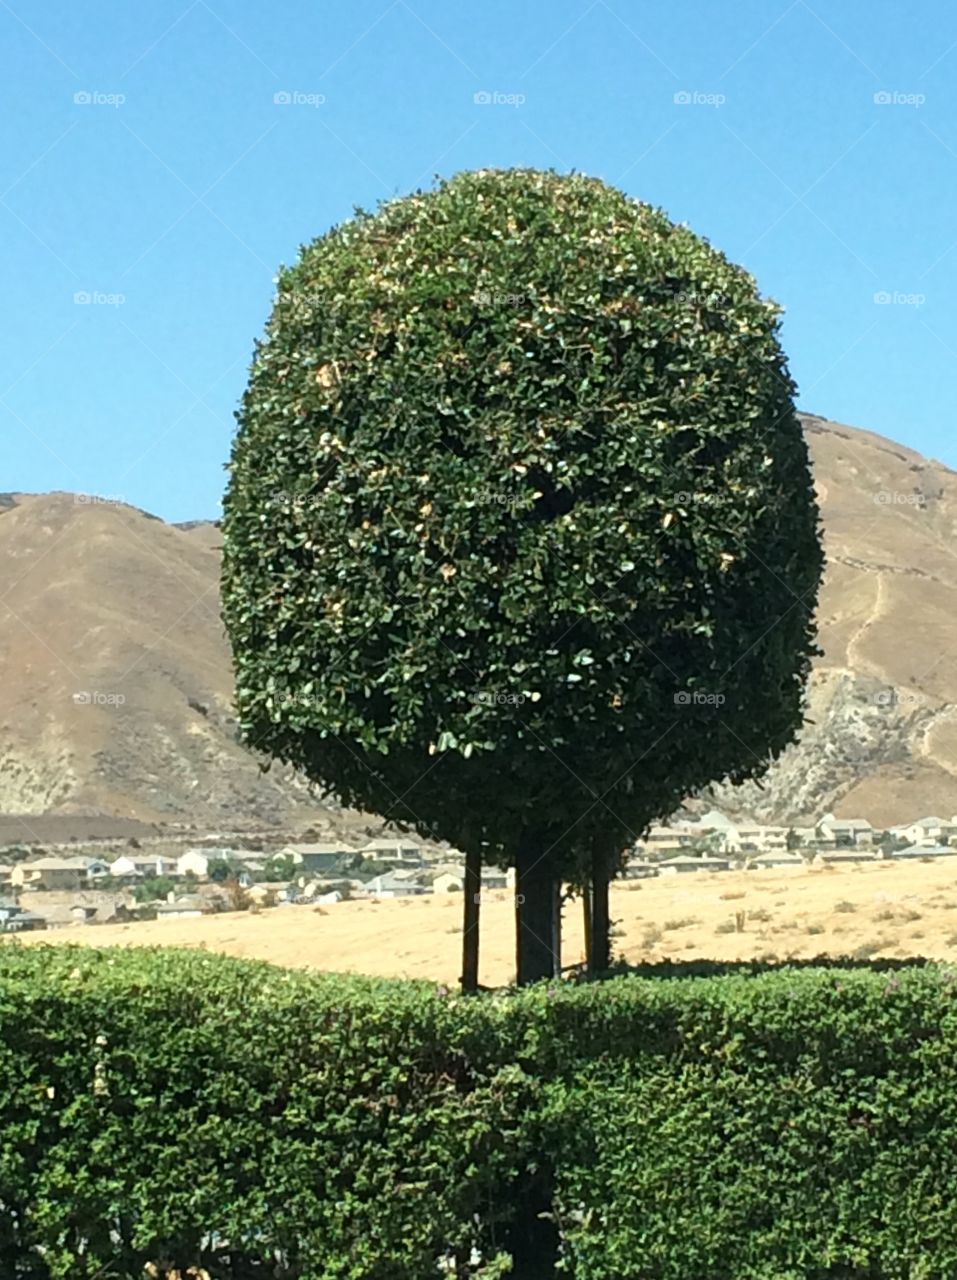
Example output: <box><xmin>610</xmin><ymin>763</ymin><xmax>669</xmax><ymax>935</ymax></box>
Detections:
<box><xmin>515</xmin><ymin>842</ymin><xmax>560</xmax><ymax>985</ymax></box>
<box><xmin>461</xmin><ymin>846</ymin><xmax>481</xmax><ymax>994</ymax></box>
<box><xmin>581</xmin><ymin>881</ymin><xmax>593</xmax><ymax>976</ymax></box>
<box><xmin>590</xmin><ymin>847</ymin><xmax>611</xmax><ymax>974</ymax></box>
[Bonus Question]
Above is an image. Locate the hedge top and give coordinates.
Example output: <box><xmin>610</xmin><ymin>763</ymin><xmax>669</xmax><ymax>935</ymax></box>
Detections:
<box><xmin>222</xmin><ymin>169</ymin><xmax>822</xmax><ymax>863</ymax></box>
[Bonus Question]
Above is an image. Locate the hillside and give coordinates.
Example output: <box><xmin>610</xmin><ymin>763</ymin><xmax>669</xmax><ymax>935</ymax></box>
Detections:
<box><xmin>2</xmin><ymin>412</ymin><xmax>957</xmax><ymax>828</ymax></box>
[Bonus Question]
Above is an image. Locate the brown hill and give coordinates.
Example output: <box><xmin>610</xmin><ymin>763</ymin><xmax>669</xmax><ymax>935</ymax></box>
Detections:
<box><xmin>2</xmin><ymin>413</ymin><xmax>956</xmax><ymax>829</ymax></box>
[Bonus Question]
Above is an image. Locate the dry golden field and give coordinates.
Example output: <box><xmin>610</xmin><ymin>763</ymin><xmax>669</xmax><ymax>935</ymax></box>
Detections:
<box><xmin>13</xmin><ymin>857</ymin><xmax>957</xmax><ymax>985</ymax></box>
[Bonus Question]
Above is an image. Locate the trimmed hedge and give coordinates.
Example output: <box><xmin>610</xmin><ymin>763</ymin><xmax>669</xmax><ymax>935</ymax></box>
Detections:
<box><xmin>2</xmin><ymin>947</ymin><xmax>957</xmax><ymax>1278</ymax></box>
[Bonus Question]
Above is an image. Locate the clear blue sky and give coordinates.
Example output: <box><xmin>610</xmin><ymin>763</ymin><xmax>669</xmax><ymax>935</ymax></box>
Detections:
<box><xmin>4</xmin><ymin>0</ymin><xmax>956</xmax><ymax>521</ymax></box>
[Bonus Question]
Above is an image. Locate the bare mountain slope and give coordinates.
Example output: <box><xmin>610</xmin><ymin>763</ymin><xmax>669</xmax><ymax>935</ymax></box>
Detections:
<box><xmin>0</xmin><ymin>492</ymin><xmax>318</xmax><ymax>824</ymax></box>
<box><xmin>2</xmin><ymin>413</ymin><xmax>957</xmax><ymax>828</ymax></box>
<box><xmin>702</xmin><ymin>414</ymin><xmax>957</xmax><ymax>825</ymax></box>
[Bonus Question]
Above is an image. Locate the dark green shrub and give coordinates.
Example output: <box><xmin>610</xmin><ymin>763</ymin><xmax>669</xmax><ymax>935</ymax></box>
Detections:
<box><xmin>221</xmin><ymin>167</ymin><xmax>823</xmax><ymax>983</ymax></box>
<box><xmin>4</xmin><ymin>948</ymin><xmax>956</xmax><ymax>1278</ymax></box>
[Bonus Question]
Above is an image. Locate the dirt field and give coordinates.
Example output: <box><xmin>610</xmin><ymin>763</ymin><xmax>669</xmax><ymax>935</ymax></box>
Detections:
<box><xmin>12</xmin><ymin>858</ymin><xmax>957</xmax><ymax>985</ymax></box>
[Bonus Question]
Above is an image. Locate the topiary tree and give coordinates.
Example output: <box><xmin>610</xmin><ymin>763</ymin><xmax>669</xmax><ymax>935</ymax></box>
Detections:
<box><xmin>222</xmin><ymin>168</ymin><xmax>823</xmax><ymax>987</ymax></box>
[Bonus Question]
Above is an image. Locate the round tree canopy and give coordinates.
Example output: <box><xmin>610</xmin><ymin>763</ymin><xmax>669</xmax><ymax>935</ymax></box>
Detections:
<box><xmin>222</xmin><ymin>168</ymin><xmax>823</xmax><ymax>868</ymax></box>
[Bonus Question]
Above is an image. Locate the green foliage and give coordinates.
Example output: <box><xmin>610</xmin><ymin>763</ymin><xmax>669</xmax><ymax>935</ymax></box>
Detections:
<box><xmin>1</xmin><ymin>949</ymin><xmax>957</xmax><ymax>1277</ymax></box>
<box><xmin>260</xmin><ymin>852</ymin><xmax>298</xmax><ymax>882</ymax></box>
<box><xmin>132</xmin><ymin>875</ymin><xmax>176</xmax><ymax>904</ymax></box>
<box><xmin>221</xmin><ymin>168</ymin><xmax>823</xmax><ymax>875</ymax></box>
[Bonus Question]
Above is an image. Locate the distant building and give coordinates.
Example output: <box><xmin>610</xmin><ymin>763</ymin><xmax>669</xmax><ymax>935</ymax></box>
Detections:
<box><xmin>279</xmin><ymin>843</ymin><xmax>356</xmax><ymax>874</ymax></box>
<box><xmin>728</xmin><ymin>825</ymin><xmax>790</xmax><ymax>854</ymax></box>
<box><xmin>895</xmin><ymin>817</ymin><xmax>957</xmax><ymax>848</ymax></box>
<box><xmin>0</xmin><ymin>901</ymin><xmax>46</xmax><ymax>932</ymax></box>
<box><xmin>432</xmin><ymin>866</ymin><xmax>510</xmax><ymax>892</ymax></box>
<box><xmin>623</xmin><ymin>859</ymin><xmax>659</xmax><ymax>879</ymax></box>
<box><xmin>816</xmin><ymin>850</ymin><xmax>879</xmax><ymax>866</ymax></box>
<box><xmin>890</xmin><ymin>844</ymin><xmax>957</xmax><ymax>860</ymax></box>
<box><xmin>657</xmin><ymin>854</ymin><xmax>730</xmax><ymax>875</ymax></box>
<box><xmin>817</xmin><ymin>815</ymin><xmax>873</xmax><ymax>847</ymax></box>
<box><xmin>155</xmin><ymin>894</ymin><xmax>212</xmax><ymax>919</ymax></box>
<box><xmin>11</xmin><ymin>856</ymin><xmax>108</xmax><ymax>892</ymax></box>
<box><xmin>360</xmin><ymin>838</ymin><xmax>423</xmax><ymax>866</ymax></box>
<box><xmin>0</xmin><ymin>900</ymin><xmax>45</xmax><ymax>931</ymax></box>
<box><xmin>748</xmin><ymin>850</ymin><xmax>806</xmax><ymax>870</ymax></box>
<box><xmin>363</xmin><ymin>870</ymin><xmax>430</xmax><ymax>899</ymax></box>
<box><xmin>176</xmin><ymin>850</ymin><xmax>211</xmax><ymax>879</ymax></box>
<box><xmin>110</xmin><ymin>853</ymin><xmax>174</xmax><ymax>880</ymax></box>
<box><xmin>638</xmin><ymin>826</ymin><xmax>698</xmax><ymax>858</ymax></box>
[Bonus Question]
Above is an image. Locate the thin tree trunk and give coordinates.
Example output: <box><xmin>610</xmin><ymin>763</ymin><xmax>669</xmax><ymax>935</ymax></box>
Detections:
<box><xmin>461</xmin><ymin>846</ymin><xmax>481</xmax><ymax>993</ymax></box>
<box><xmin>515</xmin><ymin>841</ymin><xmax>559</xmax><ymax>985</ymax></box>
<box><xmin>590</xmin><ymin>847</ymin><xmax>611</xmax><ymax>974</ymax></box>
<box><xmin>582</xmin><ymin>881</ymin><xmax>593</xmax><ymax>976</ymax></box>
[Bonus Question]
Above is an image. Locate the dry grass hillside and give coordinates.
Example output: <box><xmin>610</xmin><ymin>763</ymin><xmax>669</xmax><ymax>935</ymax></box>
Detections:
<box><xmin>0</xmin><ymin>492</ymin><xmax>321</xmax><ymax>826</ymax></box>
<box><xmin>2</xmin><ymin>411</ymin><xmax>957</xmax><ymax>828</ymax></box>
<box><xmin>18</xmin><ymin>858</ymin><xmax>957</xmax><ymax>986</ymax></box>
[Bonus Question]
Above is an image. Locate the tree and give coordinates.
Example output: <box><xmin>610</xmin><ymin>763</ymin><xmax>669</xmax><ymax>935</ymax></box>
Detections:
<box><xmin>134</xmin><ymin>875</ymin><xmax>176</xmax><ymax>904</ymax></box>
<box><xmin>260</xmin><ymin>853</ymin><xmax>298</xmax><ymax>882</ymax></box>
<box><xmin>221</xmin><ymin>169</ymin><xmax>823</xmax><ymax>986</ymax></box>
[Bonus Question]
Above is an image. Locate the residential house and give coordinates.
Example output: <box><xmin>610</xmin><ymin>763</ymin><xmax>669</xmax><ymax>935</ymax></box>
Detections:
<box><xmin>480</xmin><ymin>867</ymin><xmax>509</xmax><ymax>889</ymax></box>
<box><xmin>728</xmin><ymin>825</ymin><xmax>790</xmax><ymax>855</ymax></box>
<box><xmin>155</xmin><ymin>894</ymin><xmax>213</xmax><ymax>919</ymax></box>
<box><xmin>657</xmin><ymin>854</ymin><xmax>731</xmax><ymax>875</ymax></box>
<box><xmin>748</xmin><ymin>850</ymin><xmax>806</xmax><ymax>870</ymax></box>
<box><xmin>623</xmin><ymin>858</ymin><xmax>659</xmax><ymax>879</ymax></box>
<box><xmin>363</xmin><ymin>869</ymin><xmax>430</xmax><ymax>899</ymax></box>
<box><xmin>176</xmin><ymin>849</ymin><xmax>211</xmax><ymax>879</ymax></box>
<box><xmin>360</xmin><ymin>838</ymin><xmax>423</xmax><ymax>866</ymax></box>
<box><xmin>638</xmin><ymin>825</ymin><xmax>698</xmax><ymax>858</ymax></box>
<box><xmin>816</xmin><ymin>849</ymin><xmax>880</xmax><ymax>866</ymax></box>
<box><xmin>685</xmin><ymin>810</ymin><xmax>738</xmax><ymax>851</ymax></box>
<box><xmin>110</xmin><ymin>853</ymin><xmax>174</xmax><ymax>879</ymax></box>
<box><xmin>432</xmin><ymin>866</ymin><xmax>511</xmax><ymax>893</ymax></box>
<box><xmin>0</xmin><ymin>901</ymin><xmax>46</xmax><ymax>932</ymax></box>
<box><xmin>247</xmin><ymin>881</ymin><xmax>300</xmax><ymax>906</ymax></box>
<box><xmin>433</xmin><ymin>870</ymin><xmax>464</xmax><ymax>893</ymax></box>
<box><xmin>890</xmin><ymin>844</ymin><xmax>957</xmax><ymax>860</ymax></box>
<box><xmin>789</xmin><ymin>826</ymin><xmax>819</xmax><ymax>849</ymax></box>
<box><xmin>817</xmin><ymin>815</ymin><xmax>874</xmax><ymax>847</ymax></box>
<box><xmin>11</xmin><ymin>856</ymin><xmax>107</xmax><ymax>892</ymax></box>
<box><xmin>895</xmin><ymin>817</ymin><xmax>957</xmax><ymax>848</ymax></box>
<box><xmin>279</xmin><ymin>843</ymin><xmax>356</xmax><ymax>875</ymax></box>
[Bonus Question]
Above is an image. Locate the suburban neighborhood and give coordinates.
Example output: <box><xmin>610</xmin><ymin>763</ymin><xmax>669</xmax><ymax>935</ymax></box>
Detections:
<box><xmin>2</xmin><ymin>809</ymin><xmax>956</xmax><ymax>934</ymax></box>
